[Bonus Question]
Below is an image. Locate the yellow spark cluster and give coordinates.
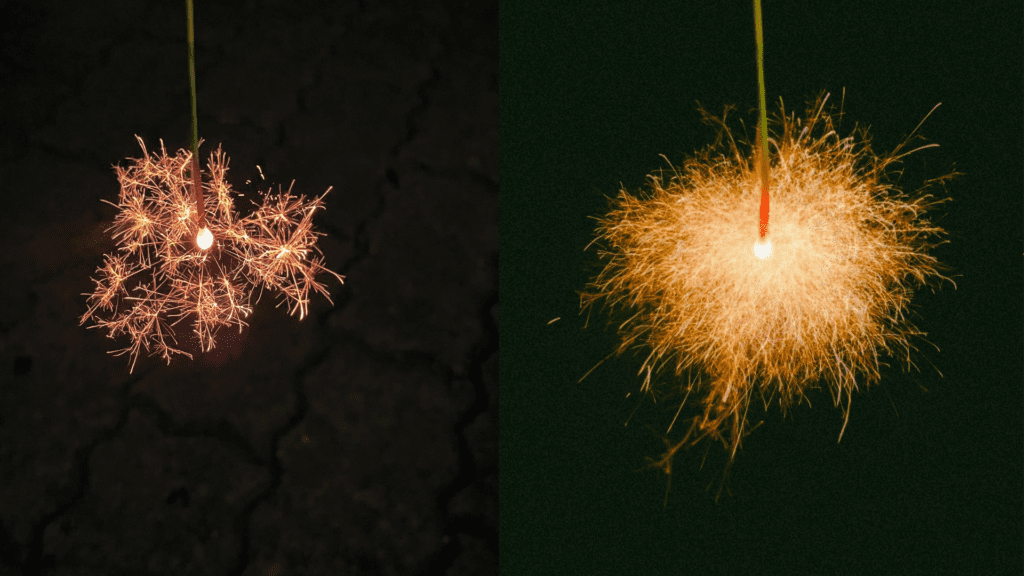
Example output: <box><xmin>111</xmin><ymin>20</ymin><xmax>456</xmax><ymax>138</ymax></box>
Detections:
<box><xmin>81</xmin><ymin>137</ymin><xmax>344</xmax><ymax>373</ymax></box>
<box><xmin>582</xmin><ymin>93</ymin><xmax>956</xmax><ymax>470</ymax></box>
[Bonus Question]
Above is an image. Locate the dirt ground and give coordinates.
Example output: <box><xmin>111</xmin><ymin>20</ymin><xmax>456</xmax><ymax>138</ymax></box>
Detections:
<box><xmin>0</xmin><ymin>0</ymin><xmax>496</xmax><ymax>574</ymax></box>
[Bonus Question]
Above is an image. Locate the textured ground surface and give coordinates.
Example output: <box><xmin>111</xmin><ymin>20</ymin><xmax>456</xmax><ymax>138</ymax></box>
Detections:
<box><xmin>0</xmin><ymin>0</ymin><xmax>496</xmax><ymax>574</ymax></box>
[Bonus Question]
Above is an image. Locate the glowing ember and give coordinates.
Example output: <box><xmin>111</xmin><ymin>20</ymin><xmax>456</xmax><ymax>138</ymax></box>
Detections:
<box><xmin>196</xmin><ymin>226</ymin><xmax>213</xmax><ymax>250</ymax></box>
<box><xmin>582</xmin><ymin>93</ymin><xmax>956</xmax><ymax>471</ymax></box>
<box><xmin>753</xmin><ymin>238</ymin><xmax>772</xmax><ymax>260</ymax></box>
<box><xmin>81</xmin><ymin>137</ymin><xmax>345</xmax><ymax>373</ymax></box>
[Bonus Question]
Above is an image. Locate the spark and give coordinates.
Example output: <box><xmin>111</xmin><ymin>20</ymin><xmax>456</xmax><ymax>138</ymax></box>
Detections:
<box><xmin>81</xmin><ymin>137</ymin><xmax>345</xmax><ymax>372</ymax></box>
<box><xmin>582</xmin><ymin>93</ymin><xmax>956</xmax><ymax>472</ymax></box>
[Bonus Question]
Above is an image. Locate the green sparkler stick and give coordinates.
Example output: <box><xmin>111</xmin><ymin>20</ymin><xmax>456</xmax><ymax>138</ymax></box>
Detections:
<box><xmin>186</xmin><ymin>0</ymin><xmax>206</xmax><ymax>228</ymax></box>
<box><xmin>753</xmin><ymin>0</ymin><xmax>768</xmax><ymax>162</ymax></box>
<box><xmin>753</xmin><ymin>0</ymin><xmax>769</xmax><ymax>238</ymax></box>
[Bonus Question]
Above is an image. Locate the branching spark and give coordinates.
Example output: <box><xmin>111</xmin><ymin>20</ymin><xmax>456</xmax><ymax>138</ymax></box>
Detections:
<box><xmin>582</xmin><ymin>93</ymin><xmax>957</xmax><ymax>474</ymax></box>
<box><xmin>81</xmin><ymin>137</ymin><xmax>345</xmax><ymax>372</ymax></box>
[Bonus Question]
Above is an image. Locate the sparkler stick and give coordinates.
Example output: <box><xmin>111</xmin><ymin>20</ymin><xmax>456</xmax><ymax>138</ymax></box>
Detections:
<box><xmin>185</xmin><ymin>0</ymin><xmax>209</xmax><ymax>246</ymax></box>
<box><xmin>754</xmin><ymin>0</ymin><xmax>771</xmax><ymax>263</ymax></box>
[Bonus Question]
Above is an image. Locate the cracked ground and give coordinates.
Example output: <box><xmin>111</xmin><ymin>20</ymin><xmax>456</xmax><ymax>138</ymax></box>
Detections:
<box><xmin>0</xmin><ymin>0</ymin><xmax>496</xmax><ymax>574</ymax></box>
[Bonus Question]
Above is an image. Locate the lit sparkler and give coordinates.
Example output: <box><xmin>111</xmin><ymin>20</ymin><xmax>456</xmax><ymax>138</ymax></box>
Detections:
<box><xmin>582</xmin><ymin>93</ymin><xmax>956</xmax><ymax>473</ymax></box>
<box><xmin>80</xmin><ymin>137</ymin><xmax>345</xmax><ymax>373</ymax></box>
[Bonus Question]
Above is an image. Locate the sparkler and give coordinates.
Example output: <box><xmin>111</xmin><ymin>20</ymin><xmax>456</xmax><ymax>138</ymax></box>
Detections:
<box><xmin>79</xmin><ymin>0</ymin><xmax>341</xmax><ymax>372</ymax></box>
<box><xmin>582</xmin><ymin>2</ymin><xmax>956</xmax><ymax>489</ymax></box>
<box><xmin>581</xmin><ymin>92</ymin><xmax>956</xmax><ymax>475</ymax></box>
<box><xmin>80</xmin><ymin>138</ymin><xmax>345</xmax><ymax>373</ymax></box>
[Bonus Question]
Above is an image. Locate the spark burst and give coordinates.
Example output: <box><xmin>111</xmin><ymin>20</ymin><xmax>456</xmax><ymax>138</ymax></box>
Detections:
<box><xmin>81</xmin><ymin>137</ymin><xmax>345</xmax><ymax>373</ymax></box>
<box><xmin>582</xmin><ymin>93</ymin><xmax>956</xmax><ymax>476</ymax></box>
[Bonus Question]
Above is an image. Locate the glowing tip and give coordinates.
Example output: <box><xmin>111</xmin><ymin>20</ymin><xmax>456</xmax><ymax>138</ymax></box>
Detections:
<box><xmin>754</xmin><ymin>238</ymin><xmax>772</xmax><ymax>260</ymax></box>
<box><xmin>197</xmin><ymin>227</ymin><xmax>213</xmax><ymax>250</ymax></box>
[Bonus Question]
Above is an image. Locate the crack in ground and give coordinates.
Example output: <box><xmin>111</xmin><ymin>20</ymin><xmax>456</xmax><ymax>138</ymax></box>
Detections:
<box><xmin>311</xmin><ymin>28</ymin><xmax>449</xmax><ymax>350</ymax></box>
<box><xmin>226</xmin><ymin>337</ymin><xmax>331</xmax><ymax>576</ymax></box>
<box><xmin>16</xmin><ymin>331</ymin><xmax>349</xmax><ymax>575</ymax></box>
<box><xmin>224</xmin><ymin>324</ymin><xmax>452</xmax><ymax>575</ymax></box>
<box><xmin>333</xmin><ymin>58</ymin><xmax>443</xmax><ymax>277</ymax></box>
<box><xmin>0</xmin><ymin>515</ymin><xmax>23</xmax><ymax>572</ymax></box>
<box><xmin>123</xmin><ymin>394</ymin><xmax>267</xmax><ymax>469</ymax></box>
<box><xmin>410</xmin><ymin>159</ymin><xmax>498</xmax><ymax>193</ymax></box>
<box><xmin>15</xmin><ymin>338</ymin><xmax>328</xmax><ymax>575</ymax></box>
<box><xmin>18</xmin><ymin>364</ymin><xmax>287</xmax><ymax>574</ymax></box>
<box><xmin>227</xmin><ymin>42</ymin><xmax>464</xmax><ymax>571</ymax></box>
<box><xmin>418</xmin><ymin>283</ymin><xmax>499</xmax><ymax>576</ymax></box>
<box><xmin>20</xmin><ymin>366</ymin><xmax>156</xmax><ymax>575</ymax></box>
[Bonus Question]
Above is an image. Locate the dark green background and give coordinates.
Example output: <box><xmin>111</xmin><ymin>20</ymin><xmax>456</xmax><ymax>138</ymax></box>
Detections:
<box><xmin>501</xmin><ymin>1</ymin><xmax>1023</xmax><ymax>574</ymax></box>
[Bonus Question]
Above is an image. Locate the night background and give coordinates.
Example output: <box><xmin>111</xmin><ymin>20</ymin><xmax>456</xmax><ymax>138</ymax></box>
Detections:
<box><xmin>502</xmin><ymin>1</ymin><xmax>1021</xmax><ymax>575</ymax></box>
<box><xmin>0</xmin><ymin>0</ymin><xmax>495</xmax><ymax>574</ymax></box>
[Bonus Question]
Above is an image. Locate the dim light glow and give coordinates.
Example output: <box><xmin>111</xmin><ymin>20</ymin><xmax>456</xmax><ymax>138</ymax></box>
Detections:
<box><xmin>582</xmin><ymin>93</ymin><xmax>956</xmax><ymax>471</ymax></box>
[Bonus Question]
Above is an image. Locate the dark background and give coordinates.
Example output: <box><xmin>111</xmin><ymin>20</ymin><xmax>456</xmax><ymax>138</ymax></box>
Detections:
<box><xmin>0</xmin><ymin>0</ymin><xmax>495</xmax><ymax>574</ymax></box>
<box><xmin>502</xmin><ymin>1</ymin><xmax>1022</xmax><ymax>574</ymax></box>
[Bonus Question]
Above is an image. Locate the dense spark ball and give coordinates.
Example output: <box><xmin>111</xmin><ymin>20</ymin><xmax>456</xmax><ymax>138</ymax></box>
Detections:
<box><xmin>582</xmin><ymin>93</ymin><xmax>956</xmax><ymax>467</ymax></box>
<box><xmin>80</xmin><ymin>137</ymin><xmax>345</xmax><ymax>373</ymax></box>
